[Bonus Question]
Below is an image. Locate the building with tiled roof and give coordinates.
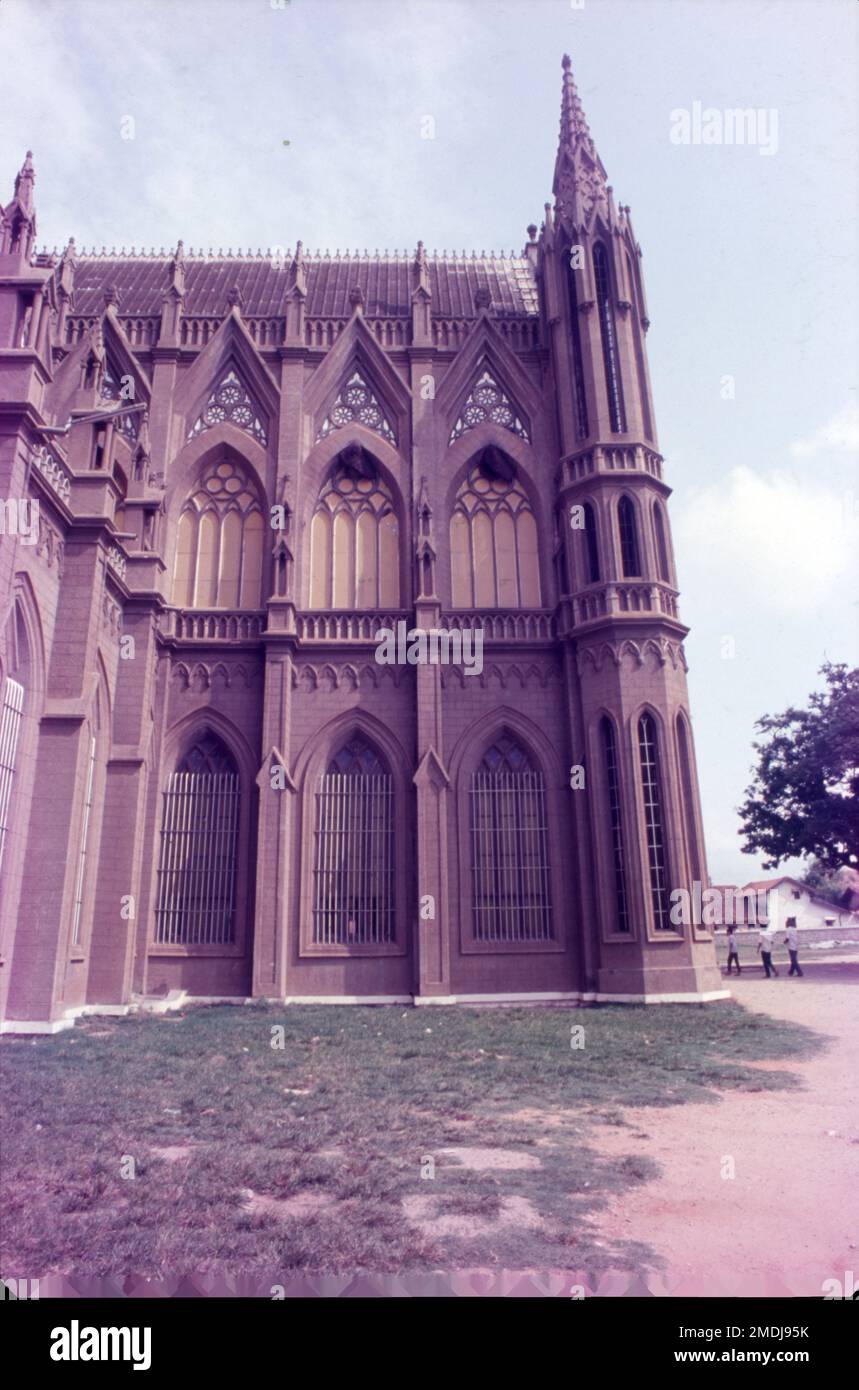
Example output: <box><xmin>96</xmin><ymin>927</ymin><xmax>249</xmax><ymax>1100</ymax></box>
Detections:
<box><xmin>0</xmin><ymin>59</ymin><xmax>723</xmax><ymax>1028</ymax></box>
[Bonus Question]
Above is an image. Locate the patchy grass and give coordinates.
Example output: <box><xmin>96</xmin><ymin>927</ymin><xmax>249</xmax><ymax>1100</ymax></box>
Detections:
<box><xmin>0</xmin><ymin>1000</ymin><xmax>821</xmax><ymax>1278</ymax></box>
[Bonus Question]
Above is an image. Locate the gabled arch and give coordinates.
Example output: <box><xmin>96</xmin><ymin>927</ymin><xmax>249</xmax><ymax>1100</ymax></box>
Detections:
<box><xmin>173</xmin><ymin>309</ymin><xmax>280</xmax><ymax>450</ymax></box>
<box><xmin>435</xmin><ymin>314</ymin><xmax>543</xmax><ymax>446</ymax></box>
<box><xmin>303</xmin><ymin>313</ymin><xmax>412</xmax><ymax>452</ymax></box>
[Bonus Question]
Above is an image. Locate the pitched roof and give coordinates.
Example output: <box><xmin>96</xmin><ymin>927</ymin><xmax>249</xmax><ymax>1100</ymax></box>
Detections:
<box><xmin>65</xmin><ymin>252</ymin><xmax>540</xmax><ymax>320</ymax></box>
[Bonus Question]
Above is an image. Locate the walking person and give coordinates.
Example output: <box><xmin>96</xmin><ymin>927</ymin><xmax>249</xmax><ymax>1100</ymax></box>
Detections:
<box><xmin>784</xmin><ymin>917</ymin><xmax>804</xmax><ymax>977</ymax></box>
<box><xmin>725</xmin><ymin>923</ymin><xmax>741</xmax><ymax>976</ymax></box>
<box><xmin>758</xmin><ymin>923</ymin><xmax>778</xmax><ymax>978</ymax></box>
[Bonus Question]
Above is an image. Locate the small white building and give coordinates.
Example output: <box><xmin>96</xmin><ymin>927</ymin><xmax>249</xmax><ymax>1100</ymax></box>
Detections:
<box><xmin>741</xmin><ymin>877</ymin><xmax>858</xmax><ymax>932</ymax></box>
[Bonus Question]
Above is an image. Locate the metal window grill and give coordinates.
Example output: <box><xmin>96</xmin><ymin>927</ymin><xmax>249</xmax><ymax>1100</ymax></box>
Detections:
<box><xmin>0</xmin><ymin>677</ymin><xmax>24</xmax><ymax>876</ymax></box>
<box><xmin>71</xmin><ymin>734</ymin><xmax>97</xmax><ymax>946</ymax></box>
<box><xmin>593</xmin><ymin>242</ymin><xmax>627</xmax><ymax>433</ymax></box>
<box><xmin>601</xmin><ymin>718</ymin><xmax>630</xmax><ymax>932</ymax></box>
<box><xmin>470</xmin><ymin>739</ymin><xmax>553</xmax><ymax>943</ymax></box>
<box><xmin>154</xmin><ymin>752</ymin><xmax>240</xmax><ymax>945</ymax></box>
<box><xmin>312</xmin><ymin>741</ymin><xmax>395</xmax><ymax>946</ymax></box>
<box><xmin>638</xmin><ymin>714</ymin><xmax>671</xmax><ymax>930</ymax></box>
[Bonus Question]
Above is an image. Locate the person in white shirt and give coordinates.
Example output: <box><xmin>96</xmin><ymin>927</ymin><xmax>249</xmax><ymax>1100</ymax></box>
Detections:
<box><xmin>758</xmin><ymin>925</ymin><xmax>778</xmax><ymax>978</ymax></box>
<box><xmin>783</xmin><ymin>917</ymin><xmax>803</xmax><ymax>977</ymax></box>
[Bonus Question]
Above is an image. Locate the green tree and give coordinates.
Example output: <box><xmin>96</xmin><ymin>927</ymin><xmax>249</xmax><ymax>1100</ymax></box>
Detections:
<box><xmin>801</xmin><ymin>857</ymin><xmax>848</xmax><ymax>906</ymax></box>
<box><xmin>738</xmin><ymin>662</ymin><xmax>859</xmax><ymax>872</ymax></box>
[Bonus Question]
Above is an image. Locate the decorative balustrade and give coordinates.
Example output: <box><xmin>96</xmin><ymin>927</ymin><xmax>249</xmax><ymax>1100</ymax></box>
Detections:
<box><xmin>572</xmin><ymin>583</ymin><xmax>679</xmax><ymax>625</ymax></box>
<box><xmin>32</xmin><ymin>445</ymin><xmax>72</xmax><ymax>503</ymax></box>
<box><xmin>445</xmin><ymin>610</ymin><xmax>557</xmax><ymax>641</ymax></box>
<box><xmin>119</xmin><ymin>317</ymin><xmax>160</xmax><ymax>346</ymax></box>
<box><xmin>296</xmin><ymin>610</ymin><xmax>409</xmax><ymax>642</ymax></box>
<box><xmin>105</xmin><ymin>544</ymin><xmax>127</xmax><ymax>581</ymax></box>
<box><xmin>563</xmin><ymin>445</ymin><xmax>664</xmax><ymax>486</ymax></box>
<box><xmin>432</xmin><ymin>317</ymin><xmax>540</xmax><ymax>352</ymax></box>
<box><xmin>161</xmin><ymin>609</ymin><xmax>265</xmax><ymax>641</ymax></box>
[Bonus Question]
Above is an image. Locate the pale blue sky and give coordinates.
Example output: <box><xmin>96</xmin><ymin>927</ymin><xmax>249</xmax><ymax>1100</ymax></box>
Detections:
<box><xmin>2</xmin><ymin>0</ymin><xmax>857</xmax><ymax>884</ymax></box>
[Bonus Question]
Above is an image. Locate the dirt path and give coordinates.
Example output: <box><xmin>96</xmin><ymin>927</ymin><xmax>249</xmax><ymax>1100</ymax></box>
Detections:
<box><xmin>590</xmin><ymin>961</ymin><xmax>859</xmax><ymax>1295</ymax></box>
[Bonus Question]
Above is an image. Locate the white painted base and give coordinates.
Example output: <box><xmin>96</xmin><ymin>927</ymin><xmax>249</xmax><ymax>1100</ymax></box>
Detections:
<box><xmin>64</xmin><ymin>1003</ymin><xmax>132</xmax><ymax>1019</ymax></box>
<box><xmin>586</xmin><ymin>989</ymin><xmax>733</xmax><ymax>1004</ymax></box>
<box><xmin>0</xmin><ymin>1017</ymin><xmax>76</xmax><ymax>1035</ymax></box>
<box><xmin>281</xmin><ymin>994</ymin><xmax>413</xmax><ymax>1006</ymax></box>
<box><xmin>415</xmin><ymin>991</ymin><xmax>581</xmax><ymax>1006</ymax></box>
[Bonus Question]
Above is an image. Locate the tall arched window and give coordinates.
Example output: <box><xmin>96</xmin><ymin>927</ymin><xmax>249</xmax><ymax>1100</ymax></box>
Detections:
<box><xmin>470</xmin><ymin>734</ymin><xmax>552</xmax><ymax>942</ymax></box>
<box><xmin>172</xmin><ymin>454</ymin><xmax>265</xmax><ymax>609</ymax></box>
<box><xmin>638</xmin><ymin>714</ymin><xmax>671</xmax><ymax>931</ymax></box>
<box><xmin>309</xmin><ymin>462</ymin><xmax>400</xmax><ymax>609</ymax></box>
<box><xmin>154</xmin><ymin>733</ymin><xmax>240</xmax><ymax>945</ymax></box>
<box><xmin>0</xmin><ymin>605</ymin><xmax>28</xmax><ymax>877</ymax></box>
<box><xmin>593</xmin><ymin>241</ymin><xmax>627</xmax><ymax>433</ymax></box>
<box><xmin>600</xmin><ymin>717</ymin><xmax>630</xmax><ymax>933</ymax></box>
<box><xmin>676</xmin><ymin>716</ymin><xmax>702</xmax><ymax>885</ymax></box>
<box><xmin>617</xmin><ymin>495</ymin><xmax>641</xmax><ymax>577</ymax></box>
<box><xmin>566</xmin><ymin>252</ymin><xmax>590</xmax><ymax>439</ymax></box>
<box><xmin>450</xmin><ymin>458</ymin><xmax>541</xmax><ymax>608</ymax></box>
<box><xmin>583</xmin><ymin>501</ymin><xmax>601</xmax><ymax>584</ymax></box>
<box><xmin>312</xmin><ymin>735</ymin><xmax>395</xmax><ymax>946</ymax></box>
<box><xmin>653</xmin><ymin>502</ymin><xmax>670</xmax><ymax>582</ymax></box>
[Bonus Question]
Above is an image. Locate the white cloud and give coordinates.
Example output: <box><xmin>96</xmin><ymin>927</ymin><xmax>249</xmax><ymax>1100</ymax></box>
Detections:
<box><xmin>674</xmin><ymin>466</ymin><xmax>856</xmax><ymax>616</ymax></box>
<box><xmin>790</xmin><ymin>405</ymin><xmax>859</xmax><ymax>457</ymax></box>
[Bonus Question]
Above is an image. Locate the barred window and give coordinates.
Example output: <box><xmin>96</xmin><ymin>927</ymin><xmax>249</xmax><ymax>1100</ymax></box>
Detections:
<box><xmin>618</xmin><ymin>495</ymin><xmax>641</xmax><ymax>577</ymax></box>
<box><xmin>638</xmin><ymin>714</ymin><xmax>671</xmax><ymax>930</ymax></box>
<box><xmin>0</xmin><ymin>676</ymin><xmax>24</xmax><ymax>876</ymax></box>
<box><xmin>593</xmin><ymin>241</ymin><xmax>627</xmax><ymax>433</ymax></box>
<box><xmin>309</xmin><ymin>462</ymin><xmax>400</xmax><ymax>609</ymax></box>
<box><xmin>450</xmin><ymin>458</ymin><xmax>541</xmax><ymax>608</ymax></box>
<box><xmin>312</xmin><ymin>736</ymin><xmax>395</xmax><ymax>946</ymax></box>
<box><xmin>172</xmin><ymin>454</ymin><xmax>265</xmax><ymax>609</ymax></box>
<box><xmin>154</xmin><ymin>734</ymin><xmax>240</xmax><ymax>946</ymax></box>
<box><xmin>71</xmin><ymin>733</ymin><xmax>97</xmax><ymax>946</ymax></box>
<box><xmin>470</xmin><ymin>735</ymin><xmax>552</xmax><ymax>943</ymax></box>
<box><xmin>601</xmin><ymin>717</ymin><xmax>630</xmax><ymax>932</ymax></box>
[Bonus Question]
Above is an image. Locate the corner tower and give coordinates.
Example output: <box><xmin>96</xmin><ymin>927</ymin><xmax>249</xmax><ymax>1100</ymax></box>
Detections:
<box><xmin>542</xmin><ymin>57</ymin><xmax>722</xmax><ymax>999</ymax></box>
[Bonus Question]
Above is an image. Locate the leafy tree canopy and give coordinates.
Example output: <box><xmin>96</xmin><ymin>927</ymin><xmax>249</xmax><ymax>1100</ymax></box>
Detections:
<box><xmin>738</xmin><ymin>662</ymin><xmax>859</xmax><ymax>872</ymax></box>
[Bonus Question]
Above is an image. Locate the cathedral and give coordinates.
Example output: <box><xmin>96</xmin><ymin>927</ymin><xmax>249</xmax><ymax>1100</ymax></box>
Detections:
<box><xmin>0</xmin><ymin>58</ymin><xmax>724</xmax><ymax>1030</ymax></box>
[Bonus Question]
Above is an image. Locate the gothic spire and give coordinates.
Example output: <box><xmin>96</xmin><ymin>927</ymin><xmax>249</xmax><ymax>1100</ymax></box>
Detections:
<box><xmin>13</xmin><ymin>150</ymin><xmax>36</xmax><ymax>213</ymax></box>
<box><xmin>552</xmin><ymin>56</ymin><xmax>609</xmax><ymax>234</ymax></box>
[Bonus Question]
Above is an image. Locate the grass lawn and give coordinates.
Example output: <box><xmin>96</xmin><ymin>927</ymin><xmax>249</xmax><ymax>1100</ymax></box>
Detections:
<box><xmin>0</xmin><ymin>1001</ymin><xmax>822</xmax><ymax>1279</ymax></box>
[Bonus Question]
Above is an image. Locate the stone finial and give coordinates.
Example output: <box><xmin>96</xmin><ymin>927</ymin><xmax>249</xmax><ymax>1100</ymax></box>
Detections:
<box><xmin>474</xmin><ymin>285</ymin><xmax>492</xmax><ymax>311</ymax></box>
<box><xmin>348</xmin><ymin>284</ymin><xmax>364</xmax><ymax>312</ymax></box>
<box><xmin>226</xmin><ymin>284</ymin><xmax>244</xmax><ymax>311</ymax></box>
<box><xmin>103</xmin><ymin>283</ymin><xmax>120</xmax><ymax>309</ymax></box>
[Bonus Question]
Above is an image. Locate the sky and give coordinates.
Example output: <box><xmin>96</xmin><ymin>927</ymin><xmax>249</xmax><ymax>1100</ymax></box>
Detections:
<box><xmin>1</xmin><ymin>0</ymin><xmax>857</xmax><ymax>885</ymax></box>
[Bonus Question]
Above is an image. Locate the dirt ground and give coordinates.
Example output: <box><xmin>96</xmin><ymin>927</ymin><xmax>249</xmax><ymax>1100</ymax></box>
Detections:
<box><xmin>589</xmin><ymin>960</ymin><xmax>859</xmax><ymax>1295</ymax></box>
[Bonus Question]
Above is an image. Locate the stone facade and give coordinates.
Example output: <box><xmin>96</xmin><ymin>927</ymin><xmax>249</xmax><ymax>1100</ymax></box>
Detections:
<box><xmin>0</xmin><ymin>60</ymin><xmax>723</xmax><ymax>1029</ymax></box>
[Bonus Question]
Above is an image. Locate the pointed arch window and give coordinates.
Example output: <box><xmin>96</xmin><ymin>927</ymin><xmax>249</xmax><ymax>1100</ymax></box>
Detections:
<box><xmin>172</xmin><ymin>454</ymin><xmax>265</xmax><ymax>608</ymax></box>
<box><xmin>653</xmin><ymin>502</ymin><xmax>671</xmax><ymax>583</ymax></box>
<box><xmin>593</xmin><ymin>242</ymin><xmax>627</xmax><ymax>433</ymax></box>
<box><xmin>309</xmin><ymin>460</ymin><xmax>399</xmax><ymax>609</ymax></box>
<box><xmin>450</xmin><ymin>457</ymin><xmax>541</xmax><ymax>607</ymax></box>
<box><xmin>0</xmin><ymin>605</ymin><xmax>30</xmax><ymax>879</ymax></box>
<box><xmin>566</xmin><ymin>253</ymin><xmax>590</xmax><ymax>439</ymax></box>
<box><xmin>676</xmin><ymin>716</ymin><xmax>702</xmax><ymax>885</ymax></box>
<box><xmin>583</xmin><ymin>501</ymin><xmax>601</xmax><ymax>583</ymax></box>
<box><xmin>154</xmin><ymin>733</ymin><xmax>240</xmax><ymax>946</ymax></box>
<box><xmin>600</xmin><ymin>718</ymin><xmax>630</xmax><ymax>932</ymax></box>
<box><xmin>312</xmin><ymin>735</ymin><xmax>395</xmax><ymax>946</ymax></box>
<box><xmin>188</xmin><ymin>369</ymin><xmax>267</xmax><ymax>446</ymax></box>
<box><xmin>470</xmin><ymin>735</ymin><xmax>552</xmax><ymax>943</ymax></box>
<box><xmin>617</xmin><ymin>495</ymin><xmax>641</xmax><ymax>578</ymax></box>
<box><xmin>638</xmin><ymin>714</ymin><xmax>672</xmax><ymax>931</ymax></box>
<box><xmin>449</xmin><ymin>369</ymin><xmax>530</xmax><ymax>445</ymax></box>
<box><xmin>70</xmin><ymin>732</ymin><xmax>97</xmax><ymax>947</ymax></box>
<box><xmin>317</xmin><ymin>371</ymin><xmax>396</xmax><ymax>447</ymax></box>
